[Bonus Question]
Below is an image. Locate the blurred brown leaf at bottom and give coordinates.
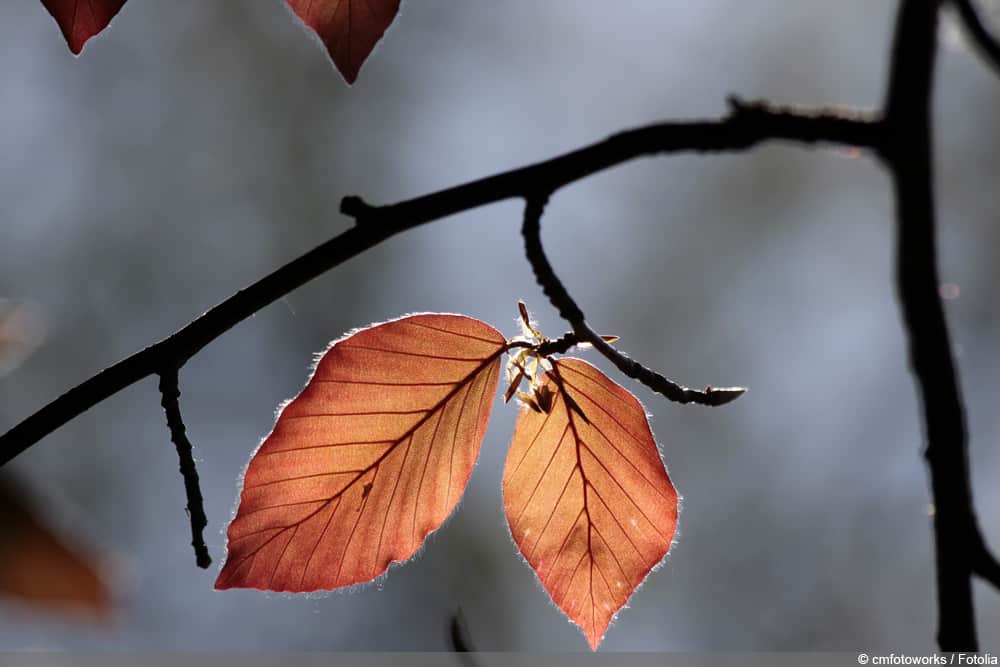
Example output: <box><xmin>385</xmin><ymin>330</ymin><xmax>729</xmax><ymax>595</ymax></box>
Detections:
<box><xmin>0</xmin><ymin>478</ymin><xmax>111</xmax><ymax>621</ymax></box>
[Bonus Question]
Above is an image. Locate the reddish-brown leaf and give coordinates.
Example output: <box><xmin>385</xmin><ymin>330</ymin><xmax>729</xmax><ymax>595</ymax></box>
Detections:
<box><xmin>286</xmin><ymin>0</ymin><xmax>400</xmax><ymax>83</ymax></box>
<box><xmin>216</xmin><ymin>313</ymin><xmax>505</xmax><ymax>592</ymax></box>
<box><xmin>503</xmin><ymin>358</ymin><xmax>678</xmax><ymax>650</ymax></box>
<box><xmin>40</xmin><ymin>0</ymin><xmax>127</xmax><ymax>54</ymax></box>
<box><xmin>0</xmin><ymin>480</ymin><xmax>110</xmax><ymax>617</ymax></box>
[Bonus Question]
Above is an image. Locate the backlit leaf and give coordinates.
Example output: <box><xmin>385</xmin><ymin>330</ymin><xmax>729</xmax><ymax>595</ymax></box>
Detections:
<box><xmin>287</xmin><ymin>0</ymin><xmax>401</xmax><ymax>83</ymax></box>
<box><xmin>503</xmin><ymin>358</ymin><xmax>678</xmax><ymax>650</ymax></box>
<box><xmin>40</xmin><ymin>0</ymin><xmax>127</xmax><ymax>54</ymax></box>
<box><xmin>216</xmin><ymin>313</ymin><xmax>505</xmax><ymax>592</ymax></box>
<box><xmin>0</xmin><ymin>480</ymin><xmax>110</xmax><ymax>617</ymax></box>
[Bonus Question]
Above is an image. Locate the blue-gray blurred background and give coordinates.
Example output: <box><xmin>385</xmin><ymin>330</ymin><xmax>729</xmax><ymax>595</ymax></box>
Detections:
<box><xmin>2</xmin><ymin>0</ymin><xmax>1000</xmax><ymax>652</ymax></box>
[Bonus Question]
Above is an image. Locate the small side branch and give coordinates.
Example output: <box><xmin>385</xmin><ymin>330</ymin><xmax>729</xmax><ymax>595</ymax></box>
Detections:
<box><xmin>158</xmin><ymin>369</ymin><xmax>211</xmax><ymax>569</ymax></box>
<box><xmin>521</xmin><ymin>196</ymin><xmax>745</xmax><ymax>407</ymax></box>
<box><xmin>520</xmin><ymin>195</ymin><xmax>583</xmax><ymax>324</ymax></box>
<box><xmin>952</xmin><ymin>0</ymin><xmax>1000</xmax><ymax>77</ymax></box>
<box><xmin>973</xmin><ymin>532</ymin><xmax>1000</xmax><ymax>590</ymax></box>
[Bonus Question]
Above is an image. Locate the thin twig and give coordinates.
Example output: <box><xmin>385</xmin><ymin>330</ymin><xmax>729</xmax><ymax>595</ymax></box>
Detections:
<box><xmin>507</xmin><ymin>331</ymin><xmax>587</xmax><ymax>357</ymax></box>
<box><xmin>535</xmin><ymin>331</ymin><xmax>590</xmax><ymax>357</ymax></box>
<box><xmin>520</xmin><ymin>195</ymin><xmax>582</xmax><ymax>323</ymax></box>
<box><xmin>0</xmin><ymin>101</ymin><xmax>875</xmax><ymax>466</ymax></box>
<box><xmin>158</xmin><ymin>368</ymin><xmax>211</xmax><ymax>569</ymax></box>
<box><xmin>448</xmin><ymin>609</ymin><xmax>479</xmax><ymax>667</ymax></box>
<box><xmin>973</xmin><ymin>532</ymin><xmax>1000</xmax><ymax>590</ymax></box>
<box><xmin>952</xmin><ymin>0</ymin><xmax>1000</xmax><ymax>77</ymax></box>
<box><xmin>521</xmin><ymin>196</ymin><xmax>745</xmax><ymax>407</ymax></box>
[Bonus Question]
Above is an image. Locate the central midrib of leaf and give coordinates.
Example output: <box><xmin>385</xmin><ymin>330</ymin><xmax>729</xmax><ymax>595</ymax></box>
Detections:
<box><xmin>557</xmin><ymin>365</ymin><xmax>599</xmax><ymax>637</ymax></box>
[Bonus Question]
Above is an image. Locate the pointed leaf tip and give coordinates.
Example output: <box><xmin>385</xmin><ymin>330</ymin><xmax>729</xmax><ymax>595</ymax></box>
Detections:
<box><xmin>40</xmin><ymin>0</ymin><xmax>127</xmax><ymax>54</ymax></box>
<box><xmin>503</xmin><ymin>358</ymin><xmax>678</xmax><ymax>649</ymax></box>
<box><xmin>216</xmin><ymin>314</ymin><xmax>505</xmax><ymax>592</ymax></box>
<box><xmin>286</xmin><ymin>0</ymin><xmax>401</xmax><ymax>83</ymax></box>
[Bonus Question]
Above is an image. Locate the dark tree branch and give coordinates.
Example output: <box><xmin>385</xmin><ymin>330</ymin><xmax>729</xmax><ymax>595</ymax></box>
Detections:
<box><xmin>521</xmin><ymin>196</ymin><xmax>745</xmax><ymax>407</ymax></box>
<box><xmin>0</xmin><ymin>101</ymin><xmax>875</xmax><ymax>466</ymax></box>
<box><xmin>883</xmin><ymin>0</ymin><xmax>988</xmax><ymax>652</ymax></box>
<box><xmin>158</xmin><ymin>368</ymin><xmax>211</xmax><ymax>569</ymax></box>
<box><xmin>973</xmin><ymin>532</ymin><xmax>1000</xmax><ymax>590</ymax></box>
<box><xmin>952</xmin><ymin>0</ymin><xmax>1000</xmax><ymax>77</ymax></box>
<box><xmin>520</xmin><ymin>194</ymin><xmax>583</xmax><ymax>324</ymax></box>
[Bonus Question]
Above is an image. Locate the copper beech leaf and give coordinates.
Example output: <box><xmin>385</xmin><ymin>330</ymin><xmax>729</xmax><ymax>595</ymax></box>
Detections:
<box><xmin>216</xmin><ymin>314</ymin><xmax>505</xmax><ymax>591</ymax></box>
<box><xmin>287</xmin><ymin>0</ymin><xmax>401</xmax><ymax>83</ymax></box>
<box><xmin>503</xmin><ymin>357</ymin><xmax>678</xmax><ymax>650</ymax></box>
<box><xmin>40</xmin><ymin>0</ymin><xmax>127</xmax><ymax>54</ymax></box>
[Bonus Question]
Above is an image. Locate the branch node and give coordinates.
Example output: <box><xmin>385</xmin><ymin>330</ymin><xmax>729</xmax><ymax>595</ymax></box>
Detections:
<box><xmin>726</xmin><ymin>94</ymin><xmax>748</xmax><ymax>113</ymax></box>
<box><xmin>158</xmin><ymin>368</ymin><xmax>211</xmax><ymax>569</ymax></box>
<box><xmin>340</xmin><ymin>195</ymin><xmax>377</xmax><ymax>224</ymax></box>
<box><xmin>535</xmin><ymin>331</ymin><xmax>582</xmax><ymax>357</ymax></box>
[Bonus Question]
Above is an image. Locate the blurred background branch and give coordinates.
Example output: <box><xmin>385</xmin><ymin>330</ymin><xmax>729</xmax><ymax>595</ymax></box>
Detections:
<box><xmin>952</xmin><ymin>0</ymin><xmax>1000</xmax><ymax>76</ymax></box>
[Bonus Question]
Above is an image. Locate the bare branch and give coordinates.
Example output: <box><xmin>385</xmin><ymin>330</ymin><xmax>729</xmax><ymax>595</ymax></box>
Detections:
<box><xmin>521</xmin><ymin>196</ymin><xmax>745</xmax><ymax>407</ymax></box>
<box><xmin>520</xmin><ymin>195</ymin><xmax>582</xmax><ymax>324</ymax></box>
<box><xmin>952</xmin><ymin>0</ymin><xmax>1000</xmax><ymax>77</ymax></box>
<box><xmin>158</xmin><ymin>368</ymin><xmax>211</xmax><ymax>569</ymax></box>
<box><xmin>0</xmin><ymin>101</ymin><xmax>874</xmax><ymax>466</ymax></box>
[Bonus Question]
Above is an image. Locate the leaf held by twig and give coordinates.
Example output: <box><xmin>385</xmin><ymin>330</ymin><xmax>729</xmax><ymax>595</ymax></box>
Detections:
<box><xmin>503</xmin><ymin>358</ymin><xmax>678</xmax><ymax>650</ymax></box>
<box><xmin>216</xmin><ymin>314</ymin><xmax>505</xmax><ymax>591</ymax></box>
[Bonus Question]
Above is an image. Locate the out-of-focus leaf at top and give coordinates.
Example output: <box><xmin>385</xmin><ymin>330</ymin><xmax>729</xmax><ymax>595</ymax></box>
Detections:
<box><xmin>286</xmin><ymin>0</ymin><xmax>401</xmax><ymax>83</ymax></box>
<box><xmin>40</xmin><ymin>0</ymin><xmax>128</xmax><ymax>54</ymax></box>
<box><xmin>38</xmin><ymin>0</ymin><xmax>399</xmax><ymax>83</ymax></box>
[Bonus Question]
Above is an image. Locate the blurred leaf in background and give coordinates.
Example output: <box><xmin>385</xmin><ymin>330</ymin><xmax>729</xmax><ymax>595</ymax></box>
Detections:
<box><xmin>0</xmin><ymin>477</ymin><xmax>110</xmax><ymax>619</ymax></box>
<box><xmin>0</xmin><ymin>299</ymin><xmax>45</xmax><ymax>378</ymax></box>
